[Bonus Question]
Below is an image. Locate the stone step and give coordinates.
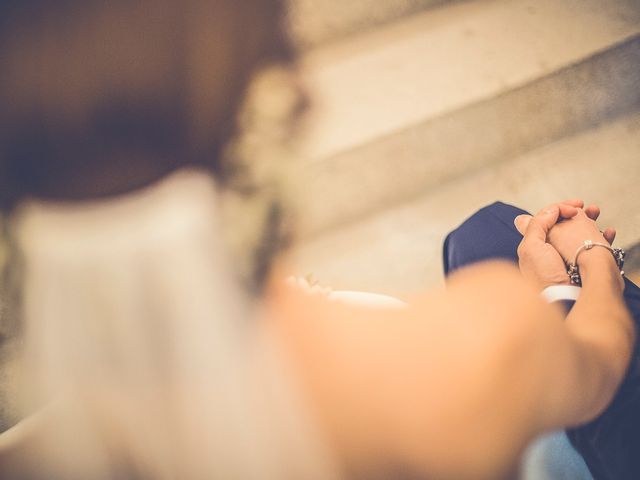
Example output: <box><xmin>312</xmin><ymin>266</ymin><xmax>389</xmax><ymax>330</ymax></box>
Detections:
<box><xmin>627</xmin><ymin>269</ymin><xmax>640</xmax><ymax>286</ymax></box>
<box><xmin>295</xmin><ymin>0</ymin><xmax>640</xmax><ymax>236</ymax></box>
<box><xmin>626</xmin><ymin>244</ymin><xmax>640</xmax><ymax>284</ymax></box>
<box><xmin>287</xmin><ymin>0</ymin><xmax>449</xmax><ymax>48</ymax></box>
<box><xmin>291</xmin><ymin>110</ymin><xmax>640</xmax><ymax>295</ymax></box>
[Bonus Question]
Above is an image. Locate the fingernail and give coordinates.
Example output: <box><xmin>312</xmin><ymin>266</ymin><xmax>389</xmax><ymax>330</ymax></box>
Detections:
<box><xmin>514</xmin><ymin>215</ymin><xmax>524</xmax><ymax>228</ymax></box>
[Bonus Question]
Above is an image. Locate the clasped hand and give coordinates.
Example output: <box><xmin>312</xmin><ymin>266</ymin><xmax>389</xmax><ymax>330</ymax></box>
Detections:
<box><xmin>514</xmin><ymin>199</ymin><xmax>619</xmax><ymax>289</ymax></box>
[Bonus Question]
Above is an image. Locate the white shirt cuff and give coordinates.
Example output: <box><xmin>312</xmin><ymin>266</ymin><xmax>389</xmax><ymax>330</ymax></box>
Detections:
<box><xmin>541</xmin><ymin>285</ymin><xmax>581</xmax><ymax>303</ymax></box>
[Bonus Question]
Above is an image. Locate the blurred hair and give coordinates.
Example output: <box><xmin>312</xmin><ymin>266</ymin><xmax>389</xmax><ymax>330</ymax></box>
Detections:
<box><xmin>0</xmin><ymin>2</ymin><xmax>304</xmax><ymax>439</ymax></box>
<box><xmin>0</xmin><ymin>0</ymin><xmax>293</xmax><ymax>209</ymax></box>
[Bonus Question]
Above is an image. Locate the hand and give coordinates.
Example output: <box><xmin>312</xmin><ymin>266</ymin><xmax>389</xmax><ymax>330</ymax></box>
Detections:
<box><xmin>514</xmin><ymin>200</ymin><xmax>613</xmax><ymax>289</ymax></box>
<box><xmin>545</xmin><ymin>207</ymin><xmax>623</xmax><ymax>291</ymax></box>
<box><xmin>546</xmin><ymin>209</ymin><xmax>615</xmax><ymax>264</ymax></box>
<box><xmin>514</xmin><ymin>201</ymin><xmax>580</xmax><ymax>288</ymax></box>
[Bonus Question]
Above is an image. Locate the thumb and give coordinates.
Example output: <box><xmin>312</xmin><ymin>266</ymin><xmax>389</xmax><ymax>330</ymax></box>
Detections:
<box><xmin>514</xmin><ymin>214</ymin><xmax>532</xmax><ymax>236</ymax></box>
<box><xmin>526</xmin><ymin>205</ymin><xmax>561</xmax><ymax>242</ymax></box>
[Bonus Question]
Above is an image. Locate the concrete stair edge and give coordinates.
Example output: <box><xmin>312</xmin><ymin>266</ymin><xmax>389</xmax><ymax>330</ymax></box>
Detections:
<box><xmin>291</xmin><ymin>110</ymin><xmax>640</xmax><ymax>294</ymax></box>
<box><xmin>625</xmin><ymin>243</ymin><xmax>640</xmax><ymax>278</ymax></box>
<box><xmin>299</xmin><ymin>0</ymin><xmax>640</xmax><ymax>161</ymax></box>
<box><xmin>296</xmin><ymin>34</ymin><xmax>640</xmax><ymax>238</ymax></box>
<box><xmin>287</xmin><ymin>0</ymin><xmax>452</xmax><ymax>49</ymax></box>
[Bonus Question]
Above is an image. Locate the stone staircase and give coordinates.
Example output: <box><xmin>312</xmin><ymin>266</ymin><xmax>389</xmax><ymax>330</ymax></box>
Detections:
<box><xmin>288</xmin><ymin>0</ymin><xmax>450</xmax><ymax>48</ymax></box>
<box><xmin>287</xmin><ymin>0</ymin><xmax>640</xmax><ymax>295</ymax></box>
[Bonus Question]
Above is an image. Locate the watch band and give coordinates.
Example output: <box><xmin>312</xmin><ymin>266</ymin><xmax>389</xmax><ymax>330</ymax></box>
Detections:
<box><xmin>541</xmin><ymin>285</ymin><xmax>581</xmax><ymax>316</ymax></box>
<box><xmin>541</xmin><ymin>285</ymin><xmax>581</xmax><ymax>303</ymax></box>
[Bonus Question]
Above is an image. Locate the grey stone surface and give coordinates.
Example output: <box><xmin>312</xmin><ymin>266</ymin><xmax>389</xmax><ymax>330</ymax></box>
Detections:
<box><xmin>293</xmin><ymin>0</ymin><xmax>640</xmax><ymax>236</ymax></box>
<box><xmin>287</xmin><ymin>0</ymin><xmax>448</xmax><ymax>47</ymax></box>
<box><xmin>291</xmin><ymin>111</ymin><xmax>640</xmax><ymax>295</ymax></box>
<box><xmin>298</xmin><ymin>36</ymin><xmax>640</xmax><ymax>237</ymax></box>
<box><xmin>625</xmin><ymin>244</ymin><xmax>640</xmax><ymax>283</ymax></box>
<box><xmin>298</xmin><ymin>0</ymin><xmax>640</xmax><ymax>161</ymax></box>
<box><xmin>0</xmin><ymin>340</ymin><xmax>20</xmax><ymax>432</ymax></box>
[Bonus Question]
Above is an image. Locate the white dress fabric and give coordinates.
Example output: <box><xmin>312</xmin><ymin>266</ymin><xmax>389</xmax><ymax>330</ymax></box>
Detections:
<box><xmin>10</xmin><ymin>169</ymin><xmax>337</xmax><ymax>479</ymax></box>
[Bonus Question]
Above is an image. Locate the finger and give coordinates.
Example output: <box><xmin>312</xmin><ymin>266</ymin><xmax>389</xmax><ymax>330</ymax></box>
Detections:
<box><xmin>584</xmin><ymin>204</ymin><xmax>600</xmax><ymax>221</ymax></box>
<box><xmin>557</xmin><ymin>203</ymin><xmax>579</xmax><ymax>219</ymax></box>
<box><xmin>514</xmin><ymin>214</ymin><xmax>532</xmax><ymax>236</ymax></box>
<box><xmin>527</xmin><ymin>205</ymin><xmax>561</xmax><ymax>242</ymax></box>
<box><xmin>538</xmin><ymin>203</ymin><xmax>578</xmax><ymax>219</ymax></box>
<box><xmin>603</xmin><ymin>227</ymin><xmax>616</xmax><ymax>245</ymax></box>
<box><xmin>527</xmin><ymin>203</ymin><xmax>578</xmax><ymax>242</ymax></box>
<box><xmin>561</xmin><ymin>198</ymin><xmax>584</xmax><ymax>209</ymax></box>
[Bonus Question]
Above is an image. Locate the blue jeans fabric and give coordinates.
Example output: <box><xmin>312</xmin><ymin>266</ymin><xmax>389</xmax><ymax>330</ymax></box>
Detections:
<box><xmin>443</xmin><ymin>202</ymin><xmax>640</xmax><ymax>480</ymax></box>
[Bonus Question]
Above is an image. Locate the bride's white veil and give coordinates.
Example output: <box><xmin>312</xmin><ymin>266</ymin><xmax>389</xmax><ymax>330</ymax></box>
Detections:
<box><xmin>7</xmin><ymin>170</ymin><xmax>336</xmax><ymax>479</ymax></box>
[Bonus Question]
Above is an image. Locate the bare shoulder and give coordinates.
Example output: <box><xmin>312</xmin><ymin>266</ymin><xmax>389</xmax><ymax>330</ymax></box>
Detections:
<box><xmin>446</xmin><ymin>260</ymin><xmax>531</xmax><ymax>297</ymax></box>
<box><xmin>407</xmin><ymin>261</ymin><xmax>562</xmax><ymax>473</ymax></box>
<box><xmin>266</xmin><ymin>262</ymin><xmax>563</xmax><ymax>477</ymax></box>
<box><xmin>414</xmin><ymin>260</ymin><xmax>552</xmax><ymax>368</ymax></box>
<box><xmin>441</xmin><ymin>260</ymin><xmax>550</xmax><ymax>325</ymax></box>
